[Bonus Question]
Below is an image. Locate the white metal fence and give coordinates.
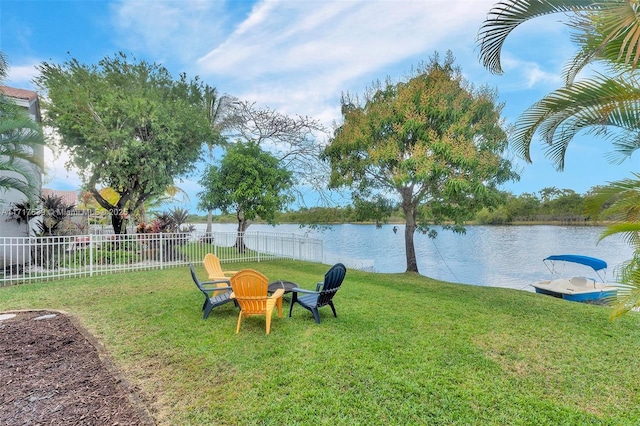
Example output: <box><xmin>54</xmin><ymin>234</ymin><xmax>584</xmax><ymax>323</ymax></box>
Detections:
<box><xmin>0</xmin><ymin>231</ymin><xmax>324</xmax><ymax>285</ymax></box>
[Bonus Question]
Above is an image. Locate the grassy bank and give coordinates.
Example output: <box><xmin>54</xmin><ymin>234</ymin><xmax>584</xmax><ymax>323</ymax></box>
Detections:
<box><xmin>1</xmin><ymin>260</ymin><xmax>639</xmax><ymax>425</ymax></box>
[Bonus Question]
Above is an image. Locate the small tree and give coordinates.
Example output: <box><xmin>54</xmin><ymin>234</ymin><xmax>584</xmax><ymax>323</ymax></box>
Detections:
<box><xmin>168</xmin><ymin>207</ymin><xmax>190</xmax><ymax>231</ymax></box>
<box><xmin>37</xmin><ymin>194</ymin><xmax>75</xmax><ymax>236</ymax></box>
<box><xmin>324</xmin><ymin>52</ymin><xmax>518</xmax><ymax>274</ymax></box>
<box><xmin>220</xmin><ymin>98</ymin><xmax>330</xmax><ymax>205</ymax></box>
<box><xmin>197</xmin><ymin>142</ymin><xmax>293</xmax><ymax>252</ymax></box>
<box><xmin>7</xmin><ymin>194</ymin><xmax>75</xmax><ymax>237</ymax></box>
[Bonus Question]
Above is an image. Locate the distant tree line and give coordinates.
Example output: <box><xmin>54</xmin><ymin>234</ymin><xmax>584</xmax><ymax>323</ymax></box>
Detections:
<box><xmin>276</xmin><ymin>206</ymin><xmax>406</xmax><ymax>225</ymax></box>
<box><xmin>475</xmin><ymin>187</ymin><xmax>597</xmax><ymax>225</ymax></box>
<box><xmin>275</xmin><ymin>186</ymin><xmax>606</xmax><ymax>226</ymax></box>
<box><xmin>188</xmin><ymin>185</ymin><xmax>604</xmax><ymax>226</ymax></box>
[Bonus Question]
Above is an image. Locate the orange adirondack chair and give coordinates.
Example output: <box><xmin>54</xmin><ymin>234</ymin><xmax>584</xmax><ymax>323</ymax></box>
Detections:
<box><xmin>230</xmin><ymin>269</ymin><xmax>284</xmax><ymax>334</ymax></box>
<box><xmin>203</xmin><ymin>254</ymin><xmax>238</xmax><ymax>296</ymax></box>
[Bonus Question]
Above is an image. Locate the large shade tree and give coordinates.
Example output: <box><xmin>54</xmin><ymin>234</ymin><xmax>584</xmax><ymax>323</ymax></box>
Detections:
<box><xmin>197</xmin><ymin>141</ymin><xmax>293</xmax><ymax>251</ymax></box>
<box><xmin>35</xmin><ymin>52</ymin><xmax>221</xmax><ymax>233</ymax></box>
<box><xmin>323</xmin><ymin>52</ymin><xmax>518</xmax><ymax>274</ymax></box>
<box><xmin>0</xmin><ymin>51</ymin><xmax>44</xmax><ymax>203</ymax></box>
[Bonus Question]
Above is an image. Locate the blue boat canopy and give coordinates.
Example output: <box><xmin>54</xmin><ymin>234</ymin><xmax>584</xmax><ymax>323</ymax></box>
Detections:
<box><xmin>544</xmin><ymin>255</ymin><xmax>607</xmax><ymax>271</ymax></box>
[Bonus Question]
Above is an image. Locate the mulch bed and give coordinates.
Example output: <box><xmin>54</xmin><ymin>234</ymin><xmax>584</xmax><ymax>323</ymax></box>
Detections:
<box><xmin>0</xmin><ymin>310</ymin><xmax>154</xmax><ymax>425</ymax></box>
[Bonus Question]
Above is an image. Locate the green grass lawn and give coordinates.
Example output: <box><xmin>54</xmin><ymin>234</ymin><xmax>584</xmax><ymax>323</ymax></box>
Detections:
<box><xmin>2</xmin><ymin>259</ymin><xmax>640</xmax><ymax>425</ymax></box>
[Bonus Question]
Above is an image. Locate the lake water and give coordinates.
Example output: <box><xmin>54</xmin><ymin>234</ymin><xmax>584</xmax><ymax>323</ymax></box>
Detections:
<box><xmin>194</xmin><ymin>223</ymin><xmax>635</xmax><ymax>292</ymax></box>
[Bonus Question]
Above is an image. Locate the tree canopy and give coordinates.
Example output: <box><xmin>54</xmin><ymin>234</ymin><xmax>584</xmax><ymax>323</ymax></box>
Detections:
<box><xmin>35</xmin><ymin>52</ymin><xmax>221</xmax><ymax>233</ymax></box>
<box><xmin>197</xmin><ymin>141</ymin><xmax>293</xmax><ymax>250</ymax></box>
<box><xmin>323</xmin><ymin>52</ymin><xmax>518</xmax><ymax>274</ymax></box>
<box><xmin>220</xmin><ymin>98</ymin><xmax>330</xmax><ymax>205</ymax></box>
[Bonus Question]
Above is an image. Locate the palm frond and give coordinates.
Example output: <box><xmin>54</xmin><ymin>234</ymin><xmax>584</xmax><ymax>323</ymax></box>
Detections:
<box><xmin>610</xmin><ymin>254</ymin><xmax>640</xmax><ymax>318</ymax></box>
<box><xmin>594</xmin><ymin>175</ymin><xmax>640</xmax><ymax>215</ymax></box>
<box><xmin>511</xmin><ymin>74</ymin><xmax>640</xmax><ymax>169</ymax></box>
<box><xmin>0</xmin><ymin>51</ymin><xmax>8</xmax><ymax>80</ymax></box>
<box><xmin>587</xmin><ymin>174</ymin><xmax>640</xmax><ymax>249</ymax></box>
<box><xmin>562</xmin><ymin>42</ymin><xmax>600</xmax><ymax>86</ymax></box>
<box><xmin>603</xmin><ymin>126</ymin><xmax>640</xmax><ymax>163</ymax></box>
<box><xmin>477</xmin><ymin>0</ymin><xmax>600</xmax><ymax>74</ymax></box>
<box><xmin>598</xmin><ymin>222</ymin><xmax>640</xmax><ymax>242</ymax></box>
<box><xmin>592</xmin><ymin>1</ymin><xmax>640</xmax><ymax>69</ymax></box>
<box><xmin>585</xmin><ymin>176</ymin><xmax>640</xmax><ymax>217</ymax></box>
<box><xmin>565</xmin><ymin>2</ymin><xmax>640</xmax><ymax>75</ymax></box>
<box><xmin>0</xmin><ymin>167</ymin><xmax>39</xmax><ymax>202</ymax></box>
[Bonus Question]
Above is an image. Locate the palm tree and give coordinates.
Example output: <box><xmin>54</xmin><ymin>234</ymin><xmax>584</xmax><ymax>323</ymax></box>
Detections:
<box><xmin>202</xmin><ymin>87</ymin><xmax>232</xmax><ymax>234</ymax></box>
<box><xmin>0</xmin><ymin>51</ymin><xmax>45</xmax><ymax>203</ymax></box>
<box><xmin>478</xmin><ymin>1</ymin><xmax>640</xmax><ymax>315</ymax></box>
<box><xmin>167</xmin><ymin>207</ymin><xmax>190</xmax><ymax>231</ymax></box>
<box><xmin>477</xmin><ymin>0</ymin><xmax>640</xmax><ymax>170</ymax></box>
<box><xmin>584</xmin><ymin>174</ymin><xmax>640</xmax><ymax>316</ymax></box>
<box><xmin>136</xmin><ymin>184</ymin><xmax>190</xmax><ymax>224</ymax></box>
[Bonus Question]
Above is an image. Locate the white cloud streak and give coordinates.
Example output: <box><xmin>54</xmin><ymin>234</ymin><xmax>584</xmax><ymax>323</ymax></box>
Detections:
<box><xmin>7</xmin><ymin>0</ymin><xmax>589</xmax><ymax>199</ymax></box>
<box><xmin>5</xmin><ymin>61</ymin><xmax>40</xmax><ymax>90</ymax></box>
<box><xmin>110</xmin><ymin>0</ymin><xmax>230</xmax><ymax>64</ymax></box>
<box><xmin>108</xmin><ymin>0</ymin><xmax>574</xmax><ymax>130</ymax></box>
<box><xmin>194</xmin><ymin>0</ymin><xmax>499</xmax><ymax>123</ymax></box>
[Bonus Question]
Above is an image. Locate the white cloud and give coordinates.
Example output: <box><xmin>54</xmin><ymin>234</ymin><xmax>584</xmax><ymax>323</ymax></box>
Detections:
<box><xmin>500</xmin><ymin>56</ymin><xmax>563</xmax><ymax>89</ymax></box>
<box><xmin>41</xmin><ymin>128</ymin><xmax>82</xmax><ymax>191</ymax></box>
<box><xmin>107</xmin><ymin>0</ymin><xmax>567</xmax><ymax>130</ymax></box>
<box><xmin>199</xmin><ymin>0</ymin><xmax>493</xmax><ymax>77</ymax></box>
<box><xmin>6</xmin><ymin>0</ymin><xmax>597</xmax><ymax>200</ymax></box>
<box><xmin>42</xmin><ymin>147</ymin><xmax>82</xmax><ymax>190</ymax></box>
<box><xmin>5</xmin><ymin>61</ymin><xmax>40</xmax><ymax>91</ymax></box>
<box><xmin>196</xmin><ymin>0</ymin><xmax>497</xmax><ymax>124</ymax></box>
<box><xmin>110</xmin><ymin>0</ymin><xmax>230</xmax><ymax>64</ymax></box>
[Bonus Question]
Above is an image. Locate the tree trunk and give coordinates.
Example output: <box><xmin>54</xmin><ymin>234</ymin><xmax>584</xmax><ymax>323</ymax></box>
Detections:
<box><xmin>404</xmin><ymin>207</ymin><xmax>419</xmax><ymax>273</ymax></box>
<box><xmin>90</xmin><ymin>186</ymin><xmax>130</xmax><ymax>235</ymax></box>
<box><xmin>111</xmin><ymin>212</ymin><xmax>125</xmax><ymax>235</ymax></box>
<box><xmin>235</xmin><ymin>210</ymin><xmax>248</xmax><ymax>253</ymax></box>
<box><xmin>400</xmin><ymin>185</ymin><xmax>418</xmax><ymax>273</ymax></box>
<box><xmin>206</xmin><ymin>210</ymin><xmax>213</xmax><ymax>233</ymax></box>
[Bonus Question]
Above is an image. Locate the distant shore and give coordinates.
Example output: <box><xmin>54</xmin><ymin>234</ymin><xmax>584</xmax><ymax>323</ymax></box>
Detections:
<box><xmin>189</xmin><ymin>219</ymin><xmax>608</xmax><ymax>227</ymax></box>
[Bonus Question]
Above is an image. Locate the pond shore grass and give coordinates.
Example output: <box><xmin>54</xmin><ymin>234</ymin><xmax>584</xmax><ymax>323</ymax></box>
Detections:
<box><xmin>2</xmin><ymin>259</ymin><xmax>640</xmax><ymax>425</ymax></box>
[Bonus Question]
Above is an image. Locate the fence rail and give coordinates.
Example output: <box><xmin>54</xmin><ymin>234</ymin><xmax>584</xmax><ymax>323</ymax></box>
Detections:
<box><xmin>0</xmin><ymin>231</ymin><xmax>324</xmax><ymax>285</ymax></box>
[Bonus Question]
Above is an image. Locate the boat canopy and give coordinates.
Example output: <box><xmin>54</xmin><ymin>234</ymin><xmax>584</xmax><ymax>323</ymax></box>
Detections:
<box><xmin>544</xmin><ymin>255</ymin><xmax>607</xmax><ymax>271</ymax></box>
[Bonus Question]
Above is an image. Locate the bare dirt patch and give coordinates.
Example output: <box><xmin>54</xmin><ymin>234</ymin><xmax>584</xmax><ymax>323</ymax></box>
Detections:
<box><xmin>0</xmin><ymin>310</ymin><xmax>154</xmax><ymax>425</ymax></box>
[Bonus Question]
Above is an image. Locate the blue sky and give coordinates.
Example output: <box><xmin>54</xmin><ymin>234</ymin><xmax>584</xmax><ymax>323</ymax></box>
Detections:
<box><xmin>2</xmin><ymin>0</ymin><xmax>638</xmax><ymax>212</ymax></box>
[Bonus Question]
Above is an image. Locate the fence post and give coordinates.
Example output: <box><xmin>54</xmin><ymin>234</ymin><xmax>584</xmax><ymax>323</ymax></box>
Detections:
<box><xmin>257</xmin><ymin>231</ymin><xmax>261</xmax><ymax>263</ymax></box>
<box><xmin>89</xmin><ymin>234</ymin><xmax>94</xmax><ymax>277</ymax></box>
<box><xmin>159</xmin><ymin>233</ymin><xmax>164</xmax><ymax>269</ymax></box>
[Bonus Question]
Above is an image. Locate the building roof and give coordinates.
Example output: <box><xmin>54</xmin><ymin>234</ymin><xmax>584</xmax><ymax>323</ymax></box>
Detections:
<box><xmin>1</xmin><ymin>85</ymin><xmax>42</xmax><ymax>122</ymax></box>
<box><xmin>1</xmin><ymin>86</ymin><xmax>39</xmax><ymax>102</ymax></box>
<box><xmin>42</xmin><ymin>189</ymin><xmax>78</xmax><ymax>207</ymax></box>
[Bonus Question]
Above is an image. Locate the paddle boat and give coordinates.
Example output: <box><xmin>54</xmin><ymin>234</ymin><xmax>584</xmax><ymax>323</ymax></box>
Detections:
<box><xmin>531</xmin><ymin>254</ymin><xmax>619</xmax><ymax>302</ymax></box>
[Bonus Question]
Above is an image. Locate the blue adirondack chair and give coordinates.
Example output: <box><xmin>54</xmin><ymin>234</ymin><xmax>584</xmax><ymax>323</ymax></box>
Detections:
<box><xmin>189</xmin><ymin>263</ymin><xmax>235</xmax><ymax>319</ymax></box>
<box><xmin>288</xmin><ymin>263</ymin><xmax>346</xmax><ymax>323</ymax></box>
